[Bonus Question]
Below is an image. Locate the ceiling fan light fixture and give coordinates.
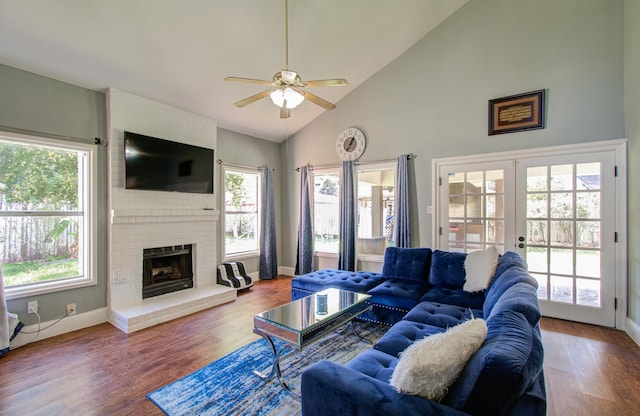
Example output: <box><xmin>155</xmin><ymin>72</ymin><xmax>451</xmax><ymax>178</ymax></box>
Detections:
<box><xmin>270</xmin><ymin>87</ymin><xmax>304</xmax><ymax>109</ymax></box>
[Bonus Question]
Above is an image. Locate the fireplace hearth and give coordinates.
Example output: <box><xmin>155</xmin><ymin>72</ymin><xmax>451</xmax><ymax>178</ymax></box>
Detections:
<box><xmin>142</xmin><ymin>244</ymin><xmax>194</xmax><ymax>299</ymax></box>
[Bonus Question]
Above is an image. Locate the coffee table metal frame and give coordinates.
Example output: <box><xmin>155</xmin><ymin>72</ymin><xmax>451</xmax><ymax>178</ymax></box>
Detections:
<box><xmin>253</xmin><ymin>288</ymin><xmax>372</xmax><ymax>399</ymax></box>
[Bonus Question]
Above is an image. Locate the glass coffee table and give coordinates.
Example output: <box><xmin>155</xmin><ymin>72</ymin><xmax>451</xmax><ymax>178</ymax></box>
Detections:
<box><xmin>253</xmin><ymin>288</ymin><xmax>372</xmax><ymax>398</ymax></box>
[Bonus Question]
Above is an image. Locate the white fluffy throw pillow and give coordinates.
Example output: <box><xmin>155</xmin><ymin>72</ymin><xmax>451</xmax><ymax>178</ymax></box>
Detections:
<box><xmin>390</xmin><ymin>318</ymin><xmax>488</xmax><ymax>401</ymax></box>
<box><xmin>463</xmin><ymin>246</ymin><xmax>499</xmax><ymax>292</ymax></box>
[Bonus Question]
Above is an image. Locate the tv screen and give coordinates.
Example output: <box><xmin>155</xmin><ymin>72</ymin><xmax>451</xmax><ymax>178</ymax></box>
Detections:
<box><xmin>124</xmin><ymin>131</ymin><xmax>214</xmax><ymax>194</ymax></box>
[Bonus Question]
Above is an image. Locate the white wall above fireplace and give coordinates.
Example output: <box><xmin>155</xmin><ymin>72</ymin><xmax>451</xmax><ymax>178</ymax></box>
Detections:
<box><xmin>107</xmin><ymin>88</ymin><xmax>233</xmax><ymax>333</ymax></box>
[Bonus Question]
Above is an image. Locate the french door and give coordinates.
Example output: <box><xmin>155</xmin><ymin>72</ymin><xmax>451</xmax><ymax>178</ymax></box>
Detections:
<box><xmin>436</xmin><ymin>143</ymin><xmax>624</xmax><ymax>327</ymax></box>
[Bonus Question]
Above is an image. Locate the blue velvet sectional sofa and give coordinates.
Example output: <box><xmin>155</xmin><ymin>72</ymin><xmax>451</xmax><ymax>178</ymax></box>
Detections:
<box><xmin>292</xmin><ymin>247</ymin><xmax>546</xmax><ymax>416</ymax></box>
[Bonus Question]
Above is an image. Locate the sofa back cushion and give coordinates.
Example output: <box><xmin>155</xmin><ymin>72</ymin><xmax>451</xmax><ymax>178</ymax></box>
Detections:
<box><xmin>486</xmin><ymin>282</ymin><xmax>542</xmax><ymax>327</ymax></box>
<box><xmin>484</xmin><ymin>267</ymin><xmax>538</xmax><ymax>317</ymax></box>
<box><xmin>381</xmin><ymin>247</ymin><xmax>432</xmax><ymax>282</ymax></box>
<box><xmin>492</xmin><ymin>251</ymin><xmax>528</xmax><ymax>282</ymax></box>
<box><xmin>429</xmin><ymin>250</ymin><xmax>467</xmax><ymax>289</ymax></box>
<box><xmin>444</xmin><ymin>310</ymin><xmax>544</xmax><ymax>415</ymax></box>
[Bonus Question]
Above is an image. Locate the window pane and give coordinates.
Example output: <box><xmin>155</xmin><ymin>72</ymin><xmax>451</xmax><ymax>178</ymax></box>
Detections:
<box><xmin>550</xmin><ymin>248</ymin><xmax>573</xmax><ymax>275</ymax></box>
<box><xmin>314</xmin><ymin>172</ymin><xmax>339</xmax><ymax>253</ymax></box>
<box><xmin>527</xmin><ymin>193</ymin><xmax>547</xmax><ymax>218</ymax></box>
<box><xmin>224</xmin><ymin>171</ymin><xmax>258</xmax><ymax>213</ymax></box>
<box><xmin>357</xmin><ymin>165</ymin><xmax>394</xmax><ymax>254</ymax></box>
<box><xmin>466</xmin><ymin>171</ymin><xmax>483</xmax><ymax>194</ymax></box>
<box><xmin>0</xmin><ymin>141</ymin><xmax>80</xmax><ymax>211</ymax></box>
<box><xmin>527</xmin><ymin>166</ymin><xmax>547</xmax><ymax>192</ymax></box>
<box><xmin>576</xmin><ymin>192</ymin><xmax>600</xmax><ymax>219</ymax></box>
<box><xmin>550</xmin><ymin>164</ymin><xmax>573</xmax><ymax>191</ymax></box>
<box><xmin>577</xmin><ymin>278</ymin><xmax>601</xmax><ymax>307</ymax></box>
<box><xmin>1</xmin><ymin>216</ymin><xmax>82</xmax><ymax>287</ymax></box>
<box><xmin>550</xmin><ymin>275</ymin><xmax>574</xmax><ymax>303</ymax></box>
<box><xmin>550</xmin><ymin>193</ymin><xmax>573</xmax><ymax>218</ymax></box>
<box><xmin>550</xmin><ymin>220</ymin><xmax>573</xmax><ymax>247</ymax></box>
<box><xmin>527</xmin><ymin>220</ymin><xmax>548</xmax><ymax>245</ymax></box>
<box><xmin>576</xmin><ymin>222</ymin><xmax>600</xmax><ymax>249</ymax></box>
<box><xmin>576</xmin><ymin>249</ymin><xmax>600</xmax><ymax>278</ymax></box>
<box><xmin>224</xmin><ymin>213</ymin><xmax>258</xmax><ymax>254</ymax></box>
<box><xmin>527</xmin><ymin>247</ymin><xmax>548</xmax><ymax>273</ymax></box>
<box><xmin>576</xmin><ymin>162</ymin><xmax>600</xmax><ymax>190</ymax></box>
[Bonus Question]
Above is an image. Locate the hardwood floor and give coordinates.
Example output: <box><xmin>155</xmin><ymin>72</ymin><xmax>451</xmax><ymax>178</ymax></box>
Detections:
<box><xmin>1</xmin><ymin>276</ymin><xmax>639</xmax><ymax>416</ymax></box>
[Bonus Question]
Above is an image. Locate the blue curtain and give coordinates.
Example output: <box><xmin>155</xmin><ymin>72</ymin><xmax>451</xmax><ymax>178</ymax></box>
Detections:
<box><xmin>394</xmin><ymin>154</ymin><xmax>411</xmax><ymax>247</ymax></box>
<box><xmin>339</xmin><ymin>161</ymin><xmax>356</xmax><ymax>271</ymax></box>
<box><xmin>295</xmin><ymin>166</ymin><xmax>315</xmax><ymax>275</ymax></box>
<box><xmin>259</xmin><ymin>166</ymin><xmax>277</xmax><ymax>279</ymax></box>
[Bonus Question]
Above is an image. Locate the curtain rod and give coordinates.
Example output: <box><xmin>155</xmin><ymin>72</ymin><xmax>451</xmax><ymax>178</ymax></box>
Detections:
<box><xmin>295</xmin><ymin>153</ymin><xmax>416</xmax><ymax>171</ymax></box>
<box><xmin>0</xmin><ymin>124</ymin><xmax>106</xmax><ymax>146</ymax></box>
<box><xmin>217</xmin><ymin>159</ymin><xmax>274</xmax><ymax>171</ymax></box>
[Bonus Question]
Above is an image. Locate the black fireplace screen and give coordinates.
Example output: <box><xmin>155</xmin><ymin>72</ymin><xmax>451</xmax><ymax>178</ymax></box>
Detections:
<box><xmin>142</xmin><ymin>244</ymin><xmax>194</xmax><ymax>299</ymax></box>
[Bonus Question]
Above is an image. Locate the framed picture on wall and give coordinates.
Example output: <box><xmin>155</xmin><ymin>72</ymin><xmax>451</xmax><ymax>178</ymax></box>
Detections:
<box><xmin>488</xmin><ymin>90</ymin><xmax>545</xmax><ymax>135</ymax></box>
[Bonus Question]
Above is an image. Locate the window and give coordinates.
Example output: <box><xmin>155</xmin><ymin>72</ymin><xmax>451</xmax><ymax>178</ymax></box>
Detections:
<box><xmin>0</xmin><ymin>133</ymin><xmax>97</xmax><ymax>299</ymax></box>
<box><xmin>357</xmin><ymin>163</ymin><xmax>395</xmax><ymax>255</ymax></box>
<box><xmin>313</xmin><ymin>168</ymin><xmax>340</xmax><ymax>253</ymax></box>
<box><xmin>223</xmin><ymin>167</ymin><xmax>260</xmax><ymax>258</ymax></box>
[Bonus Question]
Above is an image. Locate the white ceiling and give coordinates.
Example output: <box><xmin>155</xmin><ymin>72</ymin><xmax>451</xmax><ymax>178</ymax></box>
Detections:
<box><xmin>0</xmin><ymin>0</ymin><xmax>470</xmax><ymax>142</ymax></box>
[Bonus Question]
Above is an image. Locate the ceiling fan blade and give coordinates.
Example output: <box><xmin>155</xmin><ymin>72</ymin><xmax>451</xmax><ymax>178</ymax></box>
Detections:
<box><xmin>304</xmin><ymin>78</ymin><xmax>348</xmax><ymax>87</ymax></box>
<box><xmin>234</xmin><ymin>90</ymin><xmax>274</xmax><ymax>108</ymax></box>
<box><xmin>225</xmin><ymin>76</ymin><xmax>273</xmax><ymax>86</ymax></box>
<box><xmin>300</xmin><ymin>90</ymin><xmax>336</xmax><ymax>110</ymax></box>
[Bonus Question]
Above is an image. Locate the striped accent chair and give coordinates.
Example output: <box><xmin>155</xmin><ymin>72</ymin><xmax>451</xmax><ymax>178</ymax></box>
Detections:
<box><xmin>216</xmin><ymin>262</ymin><xmax>254</xmax><ymax>290</ymax></box>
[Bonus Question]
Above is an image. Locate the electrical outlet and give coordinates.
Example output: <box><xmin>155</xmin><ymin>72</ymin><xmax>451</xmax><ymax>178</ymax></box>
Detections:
<box><xmin>27</xmin><ymin>300</ymin><xmax>38</xmax><ymax>314</ymax></box>
<box><xmin>66</xmin><ymin>303</ymin><xmax>77</xmax><ymax>316</ymax></box>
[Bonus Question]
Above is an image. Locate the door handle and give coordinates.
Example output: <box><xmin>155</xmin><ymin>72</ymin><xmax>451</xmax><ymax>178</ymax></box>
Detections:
<box><xmin>518</xmin><ymin>243</ymin><xmax>525</xmax><ymax>248</ymax></box>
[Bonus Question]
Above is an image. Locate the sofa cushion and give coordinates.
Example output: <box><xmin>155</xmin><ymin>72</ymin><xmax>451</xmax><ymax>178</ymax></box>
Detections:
<box><xmin>367</xmin><ymin>278</ymin><xmax>431</xmax><ymax>311</ymax></box>
<box><xmin>390</xmin><ymin>318</ymin><xmax>488</xmax><ymax>401</ymax></box>
<box><xmin>429</xmin><ymin>250</ymin><xmax>467</xmax><ymax>289</ymax></box>
<box><xmin>420</xmin><ymin>286</ymin><xmax>485</xmax><ymax>310</ymax></box>
<box><xmin>345</xmin><ymin>348</ymin><xmax>397</xmax><ymax>383</ymax></box>
<box><xmin>381</xmin><ymin>247</ymin><xmax>432</xmax><ymax>282</ymax></box>
<box><xmin>374</xmin><ymin>320</ymin><xmax>446</xmax><ymax>357</ymax></box>
<box><xmin>492</xmin><ymin>251</ymin><xmax>528</xmax><ymax>283</ymax></box>
<box><xmin>291</xmin><ymin>269</ymin><xmax>346</xmax><ymax>292</ymax></box>
<box><xmin>328</xmin><ymin>271</ymin><xmax>385</xmax><ymax>293</ymax></box>
<box><xmin>403</xmin><ymin>301</ymin><xmax>482</xmax><ymax>329</ymax></box>
<box><xmin>463</xmin><ymin>246</ymin><xmax>499</xmax><ymax>292</ymax></box>
<box><xmin>486</xmin><ymin>282</ymin><xmax>541</xmax><ymax>327</ymax></box>
<box><xmin>484</xmin><ymin>267</ymin><xmax>538</xmax><ymax>318</ymax></box>
<box><xmin>444</xmin><ymin>311</ymin><xmax>544</xmax><ymax>415</ymax></box>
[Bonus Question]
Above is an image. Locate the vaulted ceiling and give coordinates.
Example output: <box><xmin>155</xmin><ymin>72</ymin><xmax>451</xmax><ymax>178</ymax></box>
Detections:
<box><xmin>0</xmin><ymin>0</ymin><xmax>470</xmax><ymax>142</ymax></box>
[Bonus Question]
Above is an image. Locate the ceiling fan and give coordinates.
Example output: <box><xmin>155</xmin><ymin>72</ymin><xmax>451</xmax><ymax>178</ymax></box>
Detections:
<box><xmin>224</xmin><ymin>0</ymin><xmax>348</xmax><ymax>119</ymax></box>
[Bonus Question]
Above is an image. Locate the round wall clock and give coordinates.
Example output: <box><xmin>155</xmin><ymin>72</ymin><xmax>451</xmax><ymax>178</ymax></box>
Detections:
<box><xmin>336</xmin><ymin>127</ymin><xmax>366</xmax><ymax>161</ymax></box>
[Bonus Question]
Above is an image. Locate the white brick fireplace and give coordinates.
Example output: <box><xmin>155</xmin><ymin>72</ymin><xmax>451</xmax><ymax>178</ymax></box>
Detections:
<box><xmin>107</xmin><ymin>89</ymin><xmax>235</xmax><ymax>333</ymax></box>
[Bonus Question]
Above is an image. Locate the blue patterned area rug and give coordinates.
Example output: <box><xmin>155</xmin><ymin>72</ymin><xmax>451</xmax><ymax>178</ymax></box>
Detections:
<box><xmin>147</xmin><ymin>321</ymin><xmax>388</xmax><ymax>416</ymax></box>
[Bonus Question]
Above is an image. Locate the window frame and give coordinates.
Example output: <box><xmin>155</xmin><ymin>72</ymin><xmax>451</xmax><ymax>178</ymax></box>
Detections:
<box><xmin>221</xmin><ymin>165</ymin><xmax>261</xmax><ymax>261</ymax></box>
<box><xmin>1</xmin><ymin>131</ymin><xmax>98</xmax><ymax>300</ymax></box>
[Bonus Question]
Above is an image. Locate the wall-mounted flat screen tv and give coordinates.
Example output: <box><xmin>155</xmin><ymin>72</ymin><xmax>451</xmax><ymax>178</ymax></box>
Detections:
<box><xmin>124</xmin><ymin>131</ymin><xmax>214</xmax><ymax>194</ymax></box>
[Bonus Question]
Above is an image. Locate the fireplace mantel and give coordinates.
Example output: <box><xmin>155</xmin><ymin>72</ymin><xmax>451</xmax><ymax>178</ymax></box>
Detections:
<box><xmin>111</xmin><ymin>208</ymin><xmax>219</xmax><ymax>224</ymax></box>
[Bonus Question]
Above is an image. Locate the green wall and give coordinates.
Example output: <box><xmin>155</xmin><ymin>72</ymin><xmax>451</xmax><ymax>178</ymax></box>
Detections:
<box><xmin>281</xmin><ymin>0</ymin><xmax>628</xmax><ymax>320</ymax></box>
<box><xmin>0</xmin><ymin>64</ymin><xmax>108</xmax><ymax>324</ymax></box>
<box><xmin>625</xmin><ymin>0</ymin><xmax>640</xmax><ymax>328</ymax></box>
<box><xmin>216</xmin><ymin>127</ymin><xmax>282</xmax><ymax>273</ymax></box>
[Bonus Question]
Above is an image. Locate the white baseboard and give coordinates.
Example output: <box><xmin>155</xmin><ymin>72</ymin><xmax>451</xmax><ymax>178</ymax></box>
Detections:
<box><xmin>9</xmin><ymin>307</ymin><xmax>109</xmax><ymax>350</ymax></box>
<box><xmin>626</xmin><ymin>317</ymin><xmax>640</xmax><ymax>348</ymax></box>
<box><xmin>279</xmin><ymin>266</ymin><xmax>295</xmax><ymax>277</ymax></box>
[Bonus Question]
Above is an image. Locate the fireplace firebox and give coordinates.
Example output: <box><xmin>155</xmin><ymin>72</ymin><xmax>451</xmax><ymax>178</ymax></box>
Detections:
<box><xmin>142</xmin><ymin>244</ymin><xmax>194</xmax><ymax>299</ymax></box>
